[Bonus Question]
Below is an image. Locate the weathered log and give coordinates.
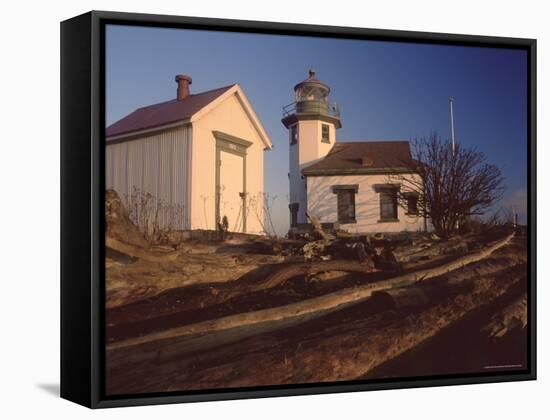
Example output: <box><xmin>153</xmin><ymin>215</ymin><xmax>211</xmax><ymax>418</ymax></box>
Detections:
<box><xmin>373</xmin><ymin>245</ymin><xmax>400</xmax><ymax>271</ymax></box>
<box><xmin>306</xmin><ymin>211</ymin><xmax>333</xmax><ymax>241</ymax></box>
<box><xmin>107</xmin><ymin>235</ymin><xmax>516</xmax><ymax>352</ymax></box>
<box><xmin>481</xmin><ymin>293</ymin><xmax>527</xmax><ymax>338</ymax></box>
<box><xmin>370</xmin><ymin>274</ymin><xmax>474</xmax><ymax>310</ymax></box>
<box><xmin>258</xmin><ymin>259</ymin><xmax>376</xmax><ymax>290</ymax></box>
<box><xmin>106</xmin><ymin>240</ymin><xmax>526</xmax><ymax>394</ymax></box>
<box><xmin>371</xmin><ymin>287</ymin><xmax>430</xmax><ymax>310</ymax></box>
<box><xmin>106</xmin><ymin>237</ymin><xmax>180</xmax><ymax>263</ymax></box>
<box><xmin>302</xmin><ymin>239</ymin><xmax>330</xmax><ymax>261</ymax></box>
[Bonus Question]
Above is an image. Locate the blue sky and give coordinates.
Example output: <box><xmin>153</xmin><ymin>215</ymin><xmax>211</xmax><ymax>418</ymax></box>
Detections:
<box><xmin>106</xmin><ymin>24</ymin><xmax>528</xmax><ymax>234</ymax></box>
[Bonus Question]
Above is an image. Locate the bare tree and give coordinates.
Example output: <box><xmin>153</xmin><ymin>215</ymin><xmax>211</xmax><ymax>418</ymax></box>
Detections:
<box><xmin>391</xmin><ymin>133</ymin><xmax>505</xmax><ymax>239</ymax></box>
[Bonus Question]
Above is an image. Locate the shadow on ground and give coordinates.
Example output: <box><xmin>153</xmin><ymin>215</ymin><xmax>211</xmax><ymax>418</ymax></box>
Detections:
<box><xmin>37</xmin><ymin>383</ymin><xmax>60</xmax><ymax>397</ymax></box>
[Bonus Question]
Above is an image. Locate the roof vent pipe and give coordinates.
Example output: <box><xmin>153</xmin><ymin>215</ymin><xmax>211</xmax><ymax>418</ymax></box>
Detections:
<box><xmin>175</xmin><ymin>74</ymin><xmax>192</xmax><ymax>100</ymax></box>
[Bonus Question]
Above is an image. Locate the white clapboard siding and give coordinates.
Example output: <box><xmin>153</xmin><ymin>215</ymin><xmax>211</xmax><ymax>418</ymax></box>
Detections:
<box><xmin>106</xmin><ymin>125</ymin><xmax>192</xmax><ymax>231</ymax></box>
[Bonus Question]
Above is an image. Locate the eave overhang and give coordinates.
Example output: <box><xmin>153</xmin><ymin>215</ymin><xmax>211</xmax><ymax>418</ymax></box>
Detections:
<box><xmin>106</xmin><ymin>119</ymin><xmax>191</xmax><ymax>144</ymax></box>
<box><xmin>303</xmin><ymin>167</ymin><xmax>416</xmax><ymax>177</ymax></box>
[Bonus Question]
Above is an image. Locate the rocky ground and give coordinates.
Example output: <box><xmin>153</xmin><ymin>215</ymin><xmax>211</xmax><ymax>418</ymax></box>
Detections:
<box><xmin>104</xmin><ymin>190</ymin><xmax>529</xmax><ymax>395</ymax></box>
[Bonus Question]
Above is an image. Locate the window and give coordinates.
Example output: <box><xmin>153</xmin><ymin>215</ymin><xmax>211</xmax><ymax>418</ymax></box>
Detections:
<box><xmin>379</xmin><ymin>189</ymin><xmax>398</xmax><ymax>221</ymax></box>
<box><xmin>290</xmin><ymin>125</ymin><xmax>298</xmax><ymax>145</ymax></box>
<box><xmin>337</xmin><ymin>190</ymin><xmax>355</xmax><ymax>223</ymax></box>
<box><xmin>406</xmin><ymin>194</ymin><xmax>418</xmax><ymax>215</ymax></box>
<box><xmin>332</xmin><ymin>185</ymin><xmax>358</xmax><ymax>224</ymax></box>
<box><xmin>289</xmin><ymin>203</ymin><xmax>299</xmax><ymax>227</ymax></box>
<box><xmin>321</xmin><ymin>124</ymin><xmax>330</xmax><ymax>143</ymax></box>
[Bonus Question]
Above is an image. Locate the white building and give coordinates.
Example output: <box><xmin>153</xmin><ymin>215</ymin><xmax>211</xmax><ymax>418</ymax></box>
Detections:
<box><xmin>106</xmin><ymin>74</ymin><xmax>273</xmax><ymax>234</ymax></box>
<box><xmin>283</xmin><ymin>70</ymin><xmax>425</xmax><ymax>234</ymax></box>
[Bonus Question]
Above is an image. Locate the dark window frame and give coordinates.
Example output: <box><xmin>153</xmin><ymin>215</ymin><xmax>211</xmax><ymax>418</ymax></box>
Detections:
<box><xmin>332</xmin><ymin>185</ymin><xmax>358</xmax><ymax>224</ymax></box>
<box><xmin>376</xmin><ymin>186</ymin><xmax>399</xmax><ymax>222</ymax></box>
<box><xmin>321</xmin><ymin>124</ymin><xmax>330</xmax><ymax>143</ymax></box>
<box><xmin>405</xmin><ymin>193</ymin><xmax>419</xmax><ymax>215</ymax></box>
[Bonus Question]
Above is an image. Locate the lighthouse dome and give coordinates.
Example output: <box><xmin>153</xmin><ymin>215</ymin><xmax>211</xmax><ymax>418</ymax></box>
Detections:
<box><xmin>293</xmin><ymin>68</ymin><xmax>331</xmax><ymax>104</ymax></box>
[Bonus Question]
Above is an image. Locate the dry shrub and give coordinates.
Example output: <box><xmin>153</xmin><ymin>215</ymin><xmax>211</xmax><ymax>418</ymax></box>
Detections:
<box><xmin>247</xmin><ymin>192</ymin><xmax>278</xmax><ymax>237</ymax></box>
<box><xmin>125</xmin><ymin>187</ymin><xmax>185</xmax><ymax>243</ymax></box>
<box><xmin>459</xmin><ymin>207</ymin><xmax>515</xmax><ymax>236</ymax></box>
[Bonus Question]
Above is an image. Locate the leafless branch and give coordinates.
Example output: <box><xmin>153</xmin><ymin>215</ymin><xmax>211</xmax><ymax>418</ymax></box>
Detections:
<box><xmin>389</xmin><ymin>132</ymin><xmax>505</xmax><ymax>238</ymax></box>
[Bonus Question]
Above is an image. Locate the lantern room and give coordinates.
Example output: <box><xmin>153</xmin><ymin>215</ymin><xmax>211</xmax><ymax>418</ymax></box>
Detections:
<box><xmin>282</xmin><ymin>69</ymin><xmax>341</xmax><ymax>128</ymax></box>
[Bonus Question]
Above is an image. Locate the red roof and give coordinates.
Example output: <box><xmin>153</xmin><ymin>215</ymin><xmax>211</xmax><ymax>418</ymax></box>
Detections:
<box><xmin>106</xmin><ymin>84</ymin><xmax>235</xmax><ymax>138</ymax></box>
<box><xmin>303</xmin><ymin>141</ymin><xmax>414</xmax><ymax>175</ymax></box>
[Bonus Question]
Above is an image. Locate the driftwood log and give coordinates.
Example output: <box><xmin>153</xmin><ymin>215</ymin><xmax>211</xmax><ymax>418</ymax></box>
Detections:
<box><xmin>106</xmin><ymin>237</ymin><xmax>180</xmax><ymax>263</ymax></box>
<box><xmin>305</xmin><ymin>211</ymin><xmax>333</xmax><ymax>241</ymax></box>
<box><xmin>481</xmin><ymin>293</ymin><xmax>527</xmax><ymax>339</ymax></box>
<box><xmin>106</xmin><ymin>238</ymin><xmax>527</xmax><ymax>394</ymax></box>
<box><xmin>108</xmin><ymin>235</ymin><xmax>516</xmax><ymax>352</ymax></box>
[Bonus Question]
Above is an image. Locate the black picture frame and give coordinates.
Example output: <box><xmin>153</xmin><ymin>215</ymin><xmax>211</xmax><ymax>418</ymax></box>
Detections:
<box><xmin>60</xmin><ymin>10</ymin><xmax>537</xmax><ymax>409</ymax></box>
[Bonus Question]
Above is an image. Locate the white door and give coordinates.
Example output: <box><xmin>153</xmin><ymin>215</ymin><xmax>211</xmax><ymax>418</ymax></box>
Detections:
<box><xmin>219</xmin><ymin>151</ymin><xmax>245</xmax><ymax>232</ymax></box>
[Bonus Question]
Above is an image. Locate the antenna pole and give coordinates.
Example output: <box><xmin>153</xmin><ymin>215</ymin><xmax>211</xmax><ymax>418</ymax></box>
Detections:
<box><xmin>449</xmin><ymin>96</ymin><xmax>456</xmax><ymax>155</ymax></box>
<box><xmin>450</xmin><ymin>96</ymin><xmax>459</xmax><ymax>232</ymax></box>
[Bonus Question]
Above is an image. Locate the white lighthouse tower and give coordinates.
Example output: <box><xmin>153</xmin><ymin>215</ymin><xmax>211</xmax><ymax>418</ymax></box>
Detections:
<box><xmin>282</xmin><ymin>69</ymin><xmax>342</xmax><ymax>227</ymax></box>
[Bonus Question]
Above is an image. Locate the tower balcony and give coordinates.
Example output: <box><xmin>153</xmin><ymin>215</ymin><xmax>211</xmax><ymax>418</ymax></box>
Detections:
<box><xmin>282</xmin><ymin>100</ymin><xmax>340</xmax><ymax>118</ymax></box>
<box><xmin>281</xmin><ymin>100</ymin><xmax>342</xmax><ymax>129</ymax></box>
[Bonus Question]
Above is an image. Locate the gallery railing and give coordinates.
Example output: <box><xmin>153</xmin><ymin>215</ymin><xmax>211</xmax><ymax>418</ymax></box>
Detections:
<box><xmin>282</xmin><ymin>101</ymin><xmax>341</xmax><ymax>118</ymax></box>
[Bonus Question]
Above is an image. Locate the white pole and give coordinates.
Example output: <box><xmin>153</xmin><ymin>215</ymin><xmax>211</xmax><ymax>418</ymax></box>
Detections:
<box><xmin>449</xmin><ymin>96</ymin><xmax>456</xmax><ymax>155</ymax></box>
<box><xmin>450</xmin><ymin>96</ymin><xmax>458</xmax><ymax>232</ymax></box>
